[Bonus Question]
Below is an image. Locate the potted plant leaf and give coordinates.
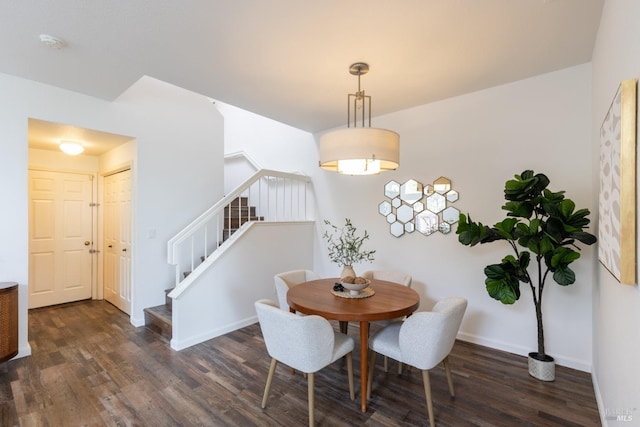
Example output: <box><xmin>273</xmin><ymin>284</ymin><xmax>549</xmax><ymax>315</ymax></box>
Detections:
<box><xmin>323</xmin><ymin>218</ymin><xmax>375</xmax><ymax>277</ymax></box>
<box><xmin>456</xmin><ymin>170</ymin><xmax>597</xmax><ymax>381</ymax></box>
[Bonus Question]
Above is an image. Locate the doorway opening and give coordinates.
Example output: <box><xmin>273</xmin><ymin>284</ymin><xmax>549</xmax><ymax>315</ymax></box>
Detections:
<box><xmin>27</xmin><ymin>118</ymin><xmax>135</xmax><ymax>313</ymax></box>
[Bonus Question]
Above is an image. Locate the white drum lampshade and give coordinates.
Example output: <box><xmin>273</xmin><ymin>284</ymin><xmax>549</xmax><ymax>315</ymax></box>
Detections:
<box><xmin>319</xmin><ymin>62</ymin><xmax>400</xmax><ymax>175</ymax></box>
<box><xmin>319</xmin><ymin>128</ymin><xmax>399</xmax><ymax>175</ymax></box>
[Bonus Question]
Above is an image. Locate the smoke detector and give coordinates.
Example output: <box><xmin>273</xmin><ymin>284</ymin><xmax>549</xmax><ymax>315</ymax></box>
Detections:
<box><xmin>39</xmin><ymin>34</ymin><xmax>66</xmax><ymax>49</ymax></box>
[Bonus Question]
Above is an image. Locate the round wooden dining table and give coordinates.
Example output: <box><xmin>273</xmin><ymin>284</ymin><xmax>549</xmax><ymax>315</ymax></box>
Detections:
<box><xmin>287</xmin><ymin>278</ymin><xmax>420</xmax><ymax>413</ymax></box>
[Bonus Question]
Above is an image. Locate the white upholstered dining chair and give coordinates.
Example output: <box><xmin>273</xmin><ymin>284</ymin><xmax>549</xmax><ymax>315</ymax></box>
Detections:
<box><xmin>274</xmin><ymin>269</ymin><xmax>319</xmax><ymax>312</ymax></box>
<box><xmin>361</xmin><ymin>269</ymin><xmax>413</xmax><ymax>373</ymax></box>
<box><xmin>367</xmin><ymin>297</ymin><xmax>467</xmax><ymax>427</ymax></box>
<box><xmin>361</xmin><ymin>270</ymin><xmax>412</xmax><ymax>287</ymax></box>
<box><xmin>255</xmin><ymin>299</ymin><xmax>355</xmax><ymax>427</ymax></box>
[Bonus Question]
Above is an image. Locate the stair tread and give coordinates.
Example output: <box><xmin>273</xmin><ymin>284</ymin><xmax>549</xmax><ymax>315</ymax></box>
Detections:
<box><xmin>223</xmin><ymin>216</ymin><xmax>264</xmax><ymax>222</ymax></box>
<box><xmin>144</xmin><ymin>304</ymin><xmax>172</xmax><ymax>340</ymax></box>
<box><xmin>229</xmin><ymin>196</ymin><xmax>248</xmax><ymax>206</ymax></box>
<box><xmin>144</xmin><ymin>304</ymin><xmax>172</xmax><ymax>320</ymax></box>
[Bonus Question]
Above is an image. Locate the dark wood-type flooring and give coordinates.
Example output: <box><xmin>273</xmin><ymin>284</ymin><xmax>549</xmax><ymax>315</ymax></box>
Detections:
<box><xmin>0</xmin><ymin>300</ymin><xmax>600</xmax><ymax>426</ymax></box>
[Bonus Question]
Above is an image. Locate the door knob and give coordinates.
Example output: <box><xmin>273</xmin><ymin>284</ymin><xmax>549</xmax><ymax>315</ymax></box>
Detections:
<box><xmin>108</xmin><ymin>245</ymin><xmax>113</xmax><ymax>248</ymax></box>
<box><xmin>122</xmin><ymin>248</ymin><xmax>127</xmax><ymax>252</ymax></box>
<box><xmin>84</xmin><ymin>241</ymin><xmax>91</xmax><ymax>246</ymax></box>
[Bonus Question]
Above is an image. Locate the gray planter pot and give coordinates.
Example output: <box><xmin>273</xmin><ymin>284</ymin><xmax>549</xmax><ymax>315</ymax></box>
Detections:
<box><xmin>528</xmin><ymin>352</ymin><xmax>555</xmax><ymax>381</ymax></box>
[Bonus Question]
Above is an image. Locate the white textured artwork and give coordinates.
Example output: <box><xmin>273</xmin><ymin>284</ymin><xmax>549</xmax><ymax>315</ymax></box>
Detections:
<box><xmin>599</xmin><ymin>79</ymin><xmax>637</xmax><ymax>285</ymax></box>
<box><xmin>598</xmin><ymin>85</ymin><xmax>622</xmax><ymax>280</ymax></box>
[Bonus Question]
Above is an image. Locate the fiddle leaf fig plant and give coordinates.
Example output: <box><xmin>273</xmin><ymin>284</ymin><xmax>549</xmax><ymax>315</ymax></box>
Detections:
<box><xmin>323</xmin><ymin>218</ymin><xmax>375</xmax><ymax>267</ymax></box>
<box><xmin>456</xmin><ymin>170</ymin><xmax>596</xmax><ymax>361</ymax></box>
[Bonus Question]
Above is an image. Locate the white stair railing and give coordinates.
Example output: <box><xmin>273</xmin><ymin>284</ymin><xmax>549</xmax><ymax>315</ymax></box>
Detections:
<box><xmin>167</xmin><ymin>169</ymin><xmax>312</xmax><ymax>287</ymax></box>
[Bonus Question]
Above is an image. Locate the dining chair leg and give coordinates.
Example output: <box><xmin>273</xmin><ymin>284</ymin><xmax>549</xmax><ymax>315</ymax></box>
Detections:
<box><xmin>307</xmin><ymin>372</ymin><xmax>315</xmax><ymax>427</ymax></box>
<box><xmin>346</xmin><ymin>352</ymin><xmax>355</xmax><ymax>400</ymax></box>
<box><xmin>398</xmin><ymin>361</ymin><xmax>403</xmax><ymax>374</ymax></box>
<box><xmin>367</xmin><ymin>350</ymin><xmax>377</xmax><ymax>400</ymax></box>
<box><xmin>443</xmin><ymin>356</ymin><xmax>455</xmax><ymax>397</ymax></box>
<box><xmin>262</xmin><ymin>358</ymin><xmax>278</xmax><ymax>408</ymax></box>
<box><xmin>383</xmin><ymin>355</ymin><xmax>388</xmax><ymax>372</ymax></box>
<box><xmin>339</xmin><ymin>321</ymin><xmax>348</xmax><ymax>334</ymax></box>
<box><xmin>421</xmin><ymin>369</ymin><xmax>435</xmax><ymax>427</ymax></box>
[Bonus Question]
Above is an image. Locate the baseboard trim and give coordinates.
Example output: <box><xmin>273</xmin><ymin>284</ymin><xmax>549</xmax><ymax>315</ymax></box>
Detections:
<box><xmin>130</xmin><ymin>314</ymin><xmax>145</xmax><ymax>327</ymax></box>
<box><xmin>456</xmin><ymin>331</ymin><xmax>591</xmax><ymax>372</ymax></box>
<box><xmin>15</xmin><ymin>343</ymin><xmax>32</xmax><ymax>359</ymax></box>
<box><xmin>170</xmin><ymin>316</ymin><xmax>258</xmax><ymax>351</ymax></box>
<box><xmin>591</xmin><ymin>369</ymin><xmax>608</xmax><ymax>426</ymax></box>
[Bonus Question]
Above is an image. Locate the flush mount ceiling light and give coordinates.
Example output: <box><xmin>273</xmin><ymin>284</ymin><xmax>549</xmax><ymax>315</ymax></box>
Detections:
<box><xmin>319</xmin><ymin>62</ymin><xmax>399</xmax><ymax>175</ymax></box>
<box><xmin>39</xmin><ymin>34</ymin><xmax>66</xmax><ymax>49</ymax></box>
<box><xmin>59</xmin><ymin>141</ymin><xmax>84</xmax><ymax>155</ymax></box>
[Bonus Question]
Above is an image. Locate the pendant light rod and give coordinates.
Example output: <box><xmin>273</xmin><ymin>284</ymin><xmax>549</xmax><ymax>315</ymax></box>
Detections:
<box><xmin>347</xmin><ymin>62</ymin><xmax>371</xmax><ymax>128</ymax></box>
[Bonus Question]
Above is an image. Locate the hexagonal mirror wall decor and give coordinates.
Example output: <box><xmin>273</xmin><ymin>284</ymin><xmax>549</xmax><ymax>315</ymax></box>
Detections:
<box><xmin>433</xmin><ymin>177</ymin><xmax>451</xmax><ymax>194</ymax></box>
<box><xmin>380</xmin><ymin>177</ymin><xmax>460</xmax><ymax>238</ymax></box>
<box><xmin>386</xmin><ymin>212</ymin><xmax>397</xmax><ymax>224</ymax></box>
<box><xmin>442</xmin><ymin>206</ymin><xmax>460</xmax><ymax>224</ymax></box>
<box><xmin>384</xmin><ymin>181</ymin><xmax>401</xmax><ymax>199</ymax></box>
<box><xmin>426</xmin><ymin>193</ymin><xmax>446</xmax><ymax>214</ymax></box>
<box><xmin>390</xmin><ymin>221</ymin><xmax>404</xmax><ymax>237</ymax></box>
<box><xmin>400</xmin><ymin>179</ymin><xmax>423</xmax><ymax>205</ymax></box>
<box><xmin>439</xmin><ymin>222</ymin><xmax>451</xmax><ymax>234</ymax></box>
<box><xmin>378</xmin><ymin>201</ymin><xmax>392</xmax><ymax>216</ymax></box>
<box><xmin>396</xmin><ymin>204</ymin><xmax>414</xmax><ymax>223</ymax></box>
<box><xmin>415</xmin><ymin>210</ymin><xmax>439</xmax><ymax>235</ymax></box>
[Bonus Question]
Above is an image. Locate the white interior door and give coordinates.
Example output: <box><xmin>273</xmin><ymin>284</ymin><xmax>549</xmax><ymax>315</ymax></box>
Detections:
<box><xmin>29</xmin><ymin>170</ymin><xmax>94</xmax><ymax>308</ymax></box>
<box><xmin>104</xmin><ymin>169</ymin><xmax>132</xmax><ymax>314</ymax></box>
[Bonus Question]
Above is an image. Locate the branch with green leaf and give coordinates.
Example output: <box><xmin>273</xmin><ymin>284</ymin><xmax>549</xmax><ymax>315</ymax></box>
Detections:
<box><xmin>456</xmin><ymin>170</ymin><xmax>596</xmax><ymax>360</ymax></box>
<box><xmin>323</xmin><ymin>218</ymin><xmax>375</xmax><ymax>267</ymax></box>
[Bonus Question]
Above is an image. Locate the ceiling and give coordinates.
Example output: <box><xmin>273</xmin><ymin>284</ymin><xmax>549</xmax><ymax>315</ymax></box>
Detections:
<box><xmin>28</xmin><ymin>118</ymin><xmax>135</xmax><ymax>156</ymax></box>
<box><xmin>3</xmin><ymin>0</ymin><xmax>603</xmax><ymax>151</ymax></box>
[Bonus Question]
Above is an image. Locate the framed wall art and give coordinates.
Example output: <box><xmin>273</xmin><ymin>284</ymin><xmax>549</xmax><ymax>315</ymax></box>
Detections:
<box><xmin>598</xmin><ymin>79</ymin><xmax>637</xmax><ymax>285</ymax></box>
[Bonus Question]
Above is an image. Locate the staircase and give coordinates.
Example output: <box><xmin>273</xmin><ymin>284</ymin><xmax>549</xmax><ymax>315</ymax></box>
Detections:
<box><xmin>222</xmin><ymin>196</ymin><xmax>263</xmax><ymax>241</ymax></box>
<box><xmin>157</xmin><ymin>168</ymin><xmax>312</xmax><ymax>349</ymax></box>
<box><xmin>143</xmin><ymin>288</ymin><xmax>173</xmax><ymax>340</ymax></box>
<box><xmin>144</xmin><ymin>196</ymin><xmax>262</xmax><ymax>339</ymax></box>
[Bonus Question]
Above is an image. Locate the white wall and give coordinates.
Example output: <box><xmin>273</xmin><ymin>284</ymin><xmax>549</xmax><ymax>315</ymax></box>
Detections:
<box><xmin>0</xmin><ymin>73</ymin><xmax>224</xmax><ymax>356</ymax></box>
<box><xmin>218</xmin><ymin>102</ymin><xmax>318</xmax><ymax>175</ymax></box>
<box><xmin>233</xmin><ymin>65</ymin><xmax>594</xmax><ymax>371</ymax></box>
<box><xmin>0</xmin><ymin>73</ymin><xmax>112</xmax><ymax>357</ymax></box>
<box><xmin>171</xmin><ymin>222</ymin><xmax>314</xmax><ymax>349</ymax></box>
<box><xmin>29</xmin><ymin>148</ymin><xmax>100</xmax><ymax>172</ymax></box>
<box><xmin>591</xmin><ymin>1</ymin><xmax>640</xmax><ymax>424</ymax></box>
<box><xmin>314</xmin><ymin>65</ymin><xmax>594</xmax><ymax>371</ymax></box>
<box><xmin>113</xmin><ymin>77</ymin><xmax>224</xmax><ymax>324</ymax></box>
<box><xmin>99</xmin><ymin>140</ymin><xmax>136</xmax><ymax>173</ymax></box>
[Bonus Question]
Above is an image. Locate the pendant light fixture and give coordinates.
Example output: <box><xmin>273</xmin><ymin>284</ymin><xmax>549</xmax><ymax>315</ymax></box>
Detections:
<box><xmin>319</xmin><ymin>62</ymin><xmax>399</xmax><ymax>175</ymax></box>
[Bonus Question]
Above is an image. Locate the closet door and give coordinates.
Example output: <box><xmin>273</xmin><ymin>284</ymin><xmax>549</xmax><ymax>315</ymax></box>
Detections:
<box><xmin>104</xmin><ymin>169</ymin><xmax>131</xmax><ymax>314</ymax></box>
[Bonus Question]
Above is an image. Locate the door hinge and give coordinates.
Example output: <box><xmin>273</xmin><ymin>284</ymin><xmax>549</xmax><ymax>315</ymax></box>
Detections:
<box><xmin>90</xmin><ymin>203</ymin><xmax>100</xmax><ymax>207</ymax></box>
<box><xmin>89</xmin><ymin>249</ymin><xmax>100</xmax><ymax>254</ymax></box>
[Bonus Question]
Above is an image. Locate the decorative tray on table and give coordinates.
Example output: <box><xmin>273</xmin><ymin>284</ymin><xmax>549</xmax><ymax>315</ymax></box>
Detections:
<box><xmin>331</xmin><ymin>278</ymin><xmax>375</xmax><ymax>299</ymax></box>
<box><xmin>331</xmin><ymin>287</ymin><xmax>375</xmax><ymax>299</ymax></box>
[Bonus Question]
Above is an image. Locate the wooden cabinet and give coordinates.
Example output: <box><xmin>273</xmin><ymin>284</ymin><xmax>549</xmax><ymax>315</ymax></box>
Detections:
<box><xmin>0</xmin><ymin>282</ymin><xmax>18</xmax><ymax>363</ymax></box>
